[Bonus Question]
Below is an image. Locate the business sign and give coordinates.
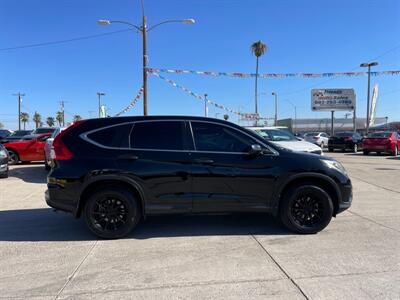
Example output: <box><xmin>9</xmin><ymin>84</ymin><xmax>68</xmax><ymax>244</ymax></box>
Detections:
<box><xmin>369</xmin><ymin>84</ymin><xmax>379</xmax><ymax>126</ymax></box>
<box><xmin>311</xmin><ymin>89</ymin><xmax>355</xmax><ymax>111</ymax></box>
<box><xmin>240</xmin><ymin>113</ymin><xmax>260</xmax><ymax>121</ymax></box>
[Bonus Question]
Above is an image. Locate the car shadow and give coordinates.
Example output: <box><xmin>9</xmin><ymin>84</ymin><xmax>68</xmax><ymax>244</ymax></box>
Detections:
<box><xmin>8</xmin><ymin>165</ymin><xmax>48</xmax><ymax>184</ymax></box>
<box><xmin>0</xmin><ymin>208</ymin><xmax>291</xmax><ymax>242</ymax></box>
<box><xmin>386</xmin><ymin>156</ymin><xmax>400</xmax><ymax>160</ymax></box>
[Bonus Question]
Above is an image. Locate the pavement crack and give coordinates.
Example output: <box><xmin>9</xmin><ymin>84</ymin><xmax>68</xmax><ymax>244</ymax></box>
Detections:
<box><xmin>54</xmin><ymin>240</ymin><xmax>98</xmax><ymax>300</ymax></box>
<box><xmin>351</xmin><ymin>175</ymin><xmax>400</xmax><ymax>194</ymax></box>
<box><xmin>251</xmin><ymin>235</ymin><xmax>310</xmax><ymax>300</ymax></box>
<box><xmin>347</xmin><ymin>210</ymin><xmax>400</xmax><ymax>234</ymax></box>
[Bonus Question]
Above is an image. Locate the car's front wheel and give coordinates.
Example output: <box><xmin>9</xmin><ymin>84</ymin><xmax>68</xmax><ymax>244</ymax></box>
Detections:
<box><xmin>280</xmin><ymin>185</ymin><xmax>333</xmax><ymax>234</ymax></box>
<box><xmin>84</xmin><ymin>187</ymin><xmax>141</xmax><ymax>239</ymax></box>
<box><xmin>7</xmin><ymin>150</ymin><xmax>19</xmax><ymax>165</ymax></box>
<box><xmin>392</xmin><ymin>146</ymin><xmax>398</xmax><ymax>156</ymax></box>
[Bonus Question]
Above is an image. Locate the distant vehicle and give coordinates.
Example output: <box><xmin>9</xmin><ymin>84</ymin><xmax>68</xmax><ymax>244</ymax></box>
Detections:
<box><xmin>44</xmin><ymin>127</ymin><xmax>66</xmax><ymax>170</ymax></box>
<box><xmin>304</xmin><ymin>132</ymin><xmax>329</xmax><ymax>148</ymax></box>
<box><xmin>46</xmin><ymin>116</ymin><xmax>352</xmax><ymax>239</ymax></box>
<box><xmin>328</xmin><ymin>132</ymin><xmax>363</xmax><ymax>153</ymax></box>
<box><xmin>362</xmin><ymin>131</ymin><xmax>400</xmax><ymax>156</ymax></box>
<box><xmin>0</xmin><ymin>130</ymin><xmax>32</xmax><ymax>144</ymax></box>
<box><xmin>4</xmin><ymin>133</ymin><xmax>51</xmax><ymax>164</ymax></box>
<box><xmin>0</xmin><ymin>129</ymin><xmax>12</xmax><ymax>140</ymax></box>
<box><xmin>248</xmin><ymin>127</ymin><xmax>324</xmax><ymax>155</ymax></box>
<box><xmin>32</xmin><ymin>127</ymin><xmax>56</xmax><ymax>135</ymax></box>
<box><xmin>0</xmin><ymin>143</ymin><xmax>9</xmax><ymax>178</ymax></box>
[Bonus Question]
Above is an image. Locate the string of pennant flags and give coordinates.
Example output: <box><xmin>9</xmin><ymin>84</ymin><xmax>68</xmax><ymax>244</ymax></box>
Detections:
<box><xmin>150</xmin><ymin>72</ymin><xmax>273</xmax><ymax>120</ymax></box>
<box><xmin>147</xmin><ymin>67</ymin><xmax>400</xmax><ymax>79</ymax></box>
<box><xmin>115</xmin><ymin>86</ymin><xmax>144</xmax><ymax>116</ymax></box>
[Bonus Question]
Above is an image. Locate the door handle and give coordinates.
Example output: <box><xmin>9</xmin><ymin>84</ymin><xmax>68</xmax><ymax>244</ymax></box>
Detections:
<box><xmin>194</xmin><ymin>158</ymin><xmax>214</xmax><ymax>165</ymax></box>
<box><xmin>117</xmin><ymin>154</ymin><xmax>139</xmax><ymax>161</ymax></box>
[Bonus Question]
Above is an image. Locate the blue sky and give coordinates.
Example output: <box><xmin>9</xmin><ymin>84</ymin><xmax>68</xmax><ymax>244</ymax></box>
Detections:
<box><xmin>0</xmin><ymin>0</ymin><xmax>399</xmax><ymax>129</ymax></box>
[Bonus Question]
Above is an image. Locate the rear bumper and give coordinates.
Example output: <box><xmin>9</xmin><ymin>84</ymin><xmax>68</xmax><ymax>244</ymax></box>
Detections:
<box><xmin>329</xmin><ymin>143</ymin><xmax>354</xmax><ymax>150</ymax></box>
<box><xmin>363</xmin><ymin>146</ymin><xmax>392</xmax><ymax>152</ymax></box>
<box><xmin>45</xmin><ymin>186</ymin><xmax>78</xmax><ymax>216</ymax></box>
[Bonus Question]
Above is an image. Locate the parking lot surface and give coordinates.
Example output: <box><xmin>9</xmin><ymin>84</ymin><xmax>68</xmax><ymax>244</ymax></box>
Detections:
<box><xmin>0</xmin><ymin>153</ymin><xmax>399</xmax><ymax>299</ymax></box>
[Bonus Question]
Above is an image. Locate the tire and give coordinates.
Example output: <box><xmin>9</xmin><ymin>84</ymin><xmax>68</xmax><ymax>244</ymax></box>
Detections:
<box><xmin>320</xmin><ymin>142</ymin><xmax>325</xmax><ymax>149</ymax></box>
<box><xmin>280</xmin><ymin>185</ymin><xmax>333</xmax><ymax>234</ymax></box>
<box><xmin>392</xmin><ymin>146</ymin><xmax>398</xmax><ymax>156</ymax></box>
<box><xmin>328</xmin><ymin>147</ymin><xmax>333</xmax><ymax>152</ymax></box>
<box><xmin>363</xmin><ymin>150</ymin><xmax>369</xmax><ymax>155</ymax></box>
<box><xmin>0</xmin><ymin>171</ymin><xmax>8</xmax><ymax>178</ymax></box>
<box><xmin>44</xmin><ymin>159</ymin><xmax>51</xmax><ymax>171</ymax></box>
<box><xmin>353</xmin><ymin>144</ymin><xmax>358</xmax><ymax>153</ymax></box>
<box><xmin>7</xmin><ymin>150</ymin><xmax>19</xmax><ymax>165</ymax></box>
<box><xmin>84</xmin><ymin>186</ymin><xmax>141</xmax><ymax>239</ymax></box>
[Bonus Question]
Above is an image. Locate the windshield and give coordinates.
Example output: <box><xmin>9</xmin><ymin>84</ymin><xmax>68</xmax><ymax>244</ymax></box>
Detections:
<box><xmin>255</xmin><ymin>129</ymin><xmax>297</xmax><ymax>141</ymax></box>
<box><xmin>368</xmin><ymin>132</ymin><xmax>392</xmax><ymax>138</ymax></box>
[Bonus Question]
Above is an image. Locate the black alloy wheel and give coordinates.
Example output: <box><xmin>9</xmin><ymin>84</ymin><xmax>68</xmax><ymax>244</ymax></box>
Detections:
<box><xmin>7</xmin><ymin>150</ymin><xmax>19</xmax><ymax>165</ymax></box>
<box><xmin>84</xmin><ymin>187</ymin><xmax>141</xmax><ymax>239</ymax></box>
<box><xmin>280</xmin><ymin>185</ymin><xmax>333</xmax><ymax>234</ymax></box>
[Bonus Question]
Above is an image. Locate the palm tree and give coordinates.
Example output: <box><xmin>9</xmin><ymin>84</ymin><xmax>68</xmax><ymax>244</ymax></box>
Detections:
<box><xmin>73</xmin><ymin>115</ymin><xmax>82</xmax><ymax>122</ymax></box>
<box><xmin>46</xmin><ymin>117</ymin><xmax>55</xmax><ymax>127</ymax></box>
<box><xmin>56</xmin><ymin>111</ymin><xmax>63</xmax><ymax>126</ymax></box>
<box><xmin>250</xmin><ymin>40</ymin><xmax>267</xmax><ymax>116</ymax></box>
<box><xmin>32</xmin><ymin>112</ymin><xmax>42</xmax><ymax>129</ymax></box>
<box><xmin>223</xmin><ymin>114</ymin><xmax>229</xmax><ymax>121</ymax></box>
<box><xmin>20</xmin><ymin>112</ymin><xmax>29</xmax><ymax>130</ymax></box>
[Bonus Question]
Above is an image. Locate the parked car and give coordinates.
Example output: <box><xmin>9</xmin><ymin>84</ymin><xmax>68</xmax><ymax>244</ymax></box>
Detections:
<box><xmin>362</xmin><ymin>131</ymin><xmax>400</xmax><ymax>156</ymax></box>
<box><xmin>4</xmin><ymin>133</ymin><xmax>51</xmax><ymax>164</ymax></box>
<box><xmin>0</xmin><ymin>143</ymin><xmax>9</xmax><ymax>178</ymax></box>
<box><xmin>247</xmin><ymin>127</ymin><xmax>323</xmax><ymax>155</ymax></box>
<box><xmin>0</xmin><ymin>130</ymin><xmax>32</xmax><ymax>144</ymax></box>
<box><xmin>304</xmin><ymin>132</ymin><xmax>329</xmax><ymax>148</ymax></box>
<box><xmin>328</xmin><ymin>132</ymin><xmax>363</xmax><ymax>153</ymax></box>
<box><xmin>0</xmin><ymin>129</ymin><xmax>12</xmax><ymax>141</ymax></box>
<box><xmin>46</xmin><ymin>116</ymin><xmax>352</xmax><ymax>239</ymax></box>
<box><xmin>44</xmin><ymin>127</ymin><xmax>66</xmax><ymax>170</ymax></box>
<box><xmin>32</xmin><ymin>127</ymin><xmax>56</xmax><ymax>135</ymax></box>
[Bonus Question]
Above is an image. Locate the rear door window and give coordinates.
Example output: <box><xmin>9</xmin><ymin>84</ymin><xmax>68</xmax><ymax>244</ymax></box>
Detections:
<box><xmin>130</xmin><ymin>121</ymin><xmax>186</xmax><ymax>150</ymax></box>
<box><xmin>87</xmin><ymin>124</ymin><xmax>133</xmax><ymax>148</ymax></box>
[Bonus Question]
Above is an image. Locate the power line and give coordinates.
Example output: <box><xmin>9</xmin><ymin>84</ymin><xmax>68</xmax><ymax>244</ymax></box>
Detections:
<box><xmin>0</xmin><ymin>29</ymin><xmax>133</xmax><ymax>52</ymax></box>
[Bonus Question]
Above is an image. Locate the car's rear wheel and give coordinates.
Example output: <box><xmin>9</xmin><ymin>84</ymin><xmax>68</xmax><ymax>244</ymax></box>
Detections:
<box><xmin>392</xmin><ymin>146</ymin><xmax>398</xmax><ymax>156</ymax></box>
<box><xmin>7</xmin><ymin>150</ymin><xmax>19</xmax><ymax>165</ymax></box>
<box><xmin>84</xmin><ymin>187</ymin><xmax>141</xmax><ymax>239</ymax></box>
<box><xmin>280</xmin><ymin>185</ymin><xmax>333</xmax><ymax>234</ymax></box>
<box><xmin>320</xmin><ymin>142</ymin><xmax>325</xmax><ymax>148</ymax></box>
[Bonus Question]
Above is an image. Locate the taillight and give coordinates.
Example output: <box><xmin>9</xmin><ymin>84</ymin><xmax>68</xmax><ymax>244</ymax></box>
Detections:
<box><xmin>53</xmin><ymin>120</ymin><xmax>85</xmax><ymax>161</ymax></box>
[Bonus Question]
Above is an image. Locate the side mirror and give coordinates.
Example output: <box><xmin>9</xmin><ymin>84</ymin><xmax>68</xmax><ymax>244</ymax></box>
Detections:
<box><xmin>248</xmin><ymin>144</ymin><xmax>262</xmax><ymax>156</ymax></box>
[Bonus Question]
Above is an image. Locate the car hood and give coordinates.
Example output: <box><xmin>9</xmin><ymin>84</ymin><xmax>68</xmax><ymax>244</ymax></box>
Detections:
<box><xmin>271</xmin><ymin>140</ymin><xmax>322</xmax><ymax>153</ymax></box>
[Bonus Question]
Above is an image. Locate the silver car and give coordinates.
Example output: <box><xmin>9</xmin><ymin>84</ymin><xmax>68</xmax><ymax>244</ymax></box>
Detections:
<box><xmin>44</xmin><ymin>127</ymin><xmax>66</xmax><ymax>170</ymax></box>
<box><xmin>304</xmin><ymin>132</ymin><xmax>330</xmax><ymax>148</ymax></box>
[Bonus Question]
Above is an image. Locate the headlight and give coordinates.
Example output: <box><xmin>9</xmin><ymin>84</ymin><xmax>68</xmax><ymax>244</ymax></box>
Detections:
<box><xmin>322</xmin><ymin>159</ymin><xmax>347</xmax><ymax>175</ymax></box>
<box><xmin>0</xmin><ymin>150</ymin><xmax>7</xmax><ymax>158</ymax></box>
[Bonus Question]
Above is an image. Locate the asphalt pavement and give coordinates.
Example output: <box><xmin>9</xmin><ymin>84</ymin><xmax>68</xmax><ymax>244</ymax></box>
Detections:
<box><xmin>0</xmin><ymin>152</ymin><xmax>399</xmax><ymax>299</ymax></box>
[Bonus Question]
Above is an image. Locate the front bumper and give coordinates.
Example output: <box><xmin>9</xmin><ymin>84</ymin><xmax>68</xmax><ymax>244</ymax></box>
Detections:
<box><xmin>337</xmin><ymin>183</ymin><xmax>352</xmax><ymax>214</ymax></box>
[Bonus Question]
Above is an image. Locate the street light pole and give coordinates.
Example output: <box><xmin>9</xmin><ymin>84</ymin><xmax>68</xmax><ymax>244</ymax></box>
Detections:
<box><xmin>13</xmin><ymin>92</ymin><xmax>25</xmax><ymax>130</ymax></box>
<box><xmin>360</xmin><ymin>62</ymin><xmax>378</xmax><ymax>135</ymax></box>
<box><xmin>272</xmin><ymin>92</ymin><xmax>278</xmax><ymax>126</ymax></box>
<box><xmin>142</xmin><ymin>16</ymin><xmax>148</xmax><ymax>116</ymax></box>
<box><xmin>97</xmin><ymin>92</ymin><xmax>106</xmax><ymax>117</ymax></box>
<box><xmin>204</xmin><ymin>94</ymin><xmax>208</xmax><ymax>117</ymax></box>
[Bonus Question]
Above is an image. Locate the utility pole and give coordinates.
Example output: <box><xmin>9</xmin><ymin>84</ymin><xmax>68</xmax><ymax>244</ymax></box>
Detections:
<box><xmin>204</xmin><ymin>94</ymin><xmax>208</xmax><ymax>117</ymax></box>
<box><xmin>272</xmin><ymin>92</ymin><xmax>278</xmax><ymax>126</ymax></box>
<box><xmin>97</xmin><ymin>92</ymin><xmax>106</xmax><ymax>117</ymax></box>
<box><xmin>331</xmin><ymin>111</ymin><xmax>335</xmax><ymax>136</ymax></box>
<box><xmin>59</xmin><ymin>100</ymin><xmax>66</xmax><ymax>127</ymax></box>
<box><xmin>13</xmin><ymin>92</ymin><xmax>25</xmax><ymax>130</ymax></box>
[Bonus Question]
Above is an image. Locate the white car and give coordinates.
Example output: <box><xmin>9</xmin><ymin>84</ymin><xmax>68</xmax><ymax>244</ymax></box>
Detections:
<box><xmin>247</xmin><ymin>127</ymin><xmax>324</xmax><ymax>155</ymax></box>
<box><xmin>304</xmin><ymin>132</ymin><xmax>329</xmax><ymax>148</ymax></box>
<box><xmin>44</xmin><ymin>127</ymin><xmax>66</xmax><ymax>170</ymax></box>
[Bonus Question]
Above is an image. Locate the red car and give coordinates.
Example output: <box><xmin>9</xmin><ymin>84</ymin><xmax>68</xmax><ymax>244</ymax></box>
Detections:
<box><xmin>4</xmin><ymin>133</ymin><xmax>51</xmax><ymax>164</ymax></box>
<box><xmin>362</xmin><ymin>131</ymin><xmax>400</xmax><ymax>156</ymax></box>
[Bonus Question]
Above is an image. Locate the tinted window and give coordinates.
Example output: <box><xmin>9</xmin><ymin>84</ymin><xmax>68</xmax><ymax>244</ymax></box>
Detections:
<box><xmin>368</xmin><ymin>132</ymin><xmax>392</xmax><ymax>138</ymax></box>
<box><xmin>34</xmin><ymin>128</ymin><xmax>55</xmax><ymax>134</ymax></box>
<box><xmin>256</xmin><ymin>129</ymin><xmax>297</xmax><ymax>141</ymax></box>
<box><xmin>88</xmin><ymin>124</ymin><xmax>132</xmax><ymax>148</ymax></box>
<box><xmin>192</xmin><ymin>122</ymin><xmax>253</xmax><ymax>152</ymax></box>
<box><xmin>130</xmin><ymin>121</ymin><xmax>185</xmax><ymax>150</ymax></box>
<box><xmin>38</xmin><ymin>135</ymin><xmax>50</xmax><ymax>142</ymax></box>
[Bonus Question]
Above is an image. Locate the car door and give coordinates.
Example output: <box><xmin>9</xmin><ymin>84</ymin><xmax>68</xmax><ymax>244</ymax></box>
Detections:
<box><xmin>126</xmin><ymin>120</ymin><xmax>194</xmax><ymax>214</ymax></box>
<box><xmin>189</xmin><ymin>121</ymin><xmax>279</xmax><ymax>213</ymax></box>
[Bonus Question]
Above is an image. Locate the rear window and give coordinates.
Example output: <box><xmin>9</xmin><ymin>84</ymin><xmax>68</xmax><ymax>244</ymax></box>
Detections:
<box><xmin>130</xmin><ymin>121</ymin><xmax>185</xmax><ymax>150</ymax></box>
<box><xmin>87</xmin><ymin>124</ymin><xmax>132</xmax><ymax>148</ymax></box>
<box><xmin>368</xmin><ymin>132</ymin><xmax>392</xmax><ymax>138</ymax></box>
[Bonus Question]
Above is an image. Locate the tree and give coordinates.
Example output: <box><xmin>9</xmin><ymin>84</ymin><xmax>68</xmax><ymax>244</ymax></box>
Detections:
<box><xmin>223</xmin><ymin>114</ymin><xmax>229</xmax><ymax>121</ymax></box>
<box><xmin>250</xmin><ymin>40</ymin><xmax>267</xmax><ymax>116</ymax></box>
<box><xmin>20</xmin><ymin>112</ymin><xmax>29</xmax><ymax>130</ymax></box>
<box><xmin>32</xmin><ymin>112</ymin><xmax>42</xmax><ymax>129</ymax></box>
<box><xmin>46</xmin><ymin>117</ymin><xmax>55</xmax><ymax>127</ymax></box>
<box><xmin>56</xmin><ymin>111</ymin><xmax>63</xmax><ymax>126</ymax></box>
<box><xmin>73</xmin><ymin>115</ymin><xmax>82</xmax><ymax>122</ymax></box>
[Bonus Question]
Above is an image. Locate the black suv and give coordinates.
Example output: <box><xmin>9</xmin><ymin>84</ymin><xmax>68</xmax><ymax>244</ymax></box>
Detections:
<box><xmin>46</xmin><ymin>116</ymin><xmax>352</xmax><ymax>238</ymax></box>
